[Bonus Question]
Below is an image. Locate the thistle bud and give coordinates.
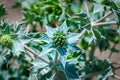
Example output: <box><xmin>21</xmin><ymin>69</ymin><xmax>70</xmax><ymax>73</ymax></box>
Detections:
<box><xmin>0</xmin><ymin>34</ymin><xmax>13</xmax><ymax>46</ymax></box>
<box><xmin>52</xmin><ymin>31</ymin><xmax>67</xmax><ymax>48</ymax></box>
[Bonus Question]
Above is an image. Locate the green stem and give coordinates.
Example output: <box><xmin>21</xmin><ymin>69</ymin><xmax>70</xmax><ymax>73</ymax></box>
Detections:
<box><xmin>112</xmin><ymin>75</ymin><xmax>120</xmax><ymax>79</ymax></box>
<box><xmin>32</xmin><ymin>24</ymin><xmax>37</xmax><ymax>32</ymax></box>
<box><xmin>91</xmin><ymin>21</ymin><xmax>117</xmax><ymax>27</ymax></box>
<box><xmin>108</xmin><ymin>44</ymin><xmax>116</xmax><ymax>59</ymax></box>
<box><xmin>84</xmin><ymin>0</ymin><xmax>90</xmax><ymax>19</ymax></box>
<box><xmin>93</xmin><ymin>11</ymin><xmax>113</xmax><ymax>23</ymax></box>
<box><xmin>54</xmin><ymin>50</ymin><xmax>58</xmax><ymax>63</ymax></box>
<box><xmin>24</xmin><ymin>45</ymin><xmax>50</xmax><ymax>64</ymax></box>
<box><xmin>89</xmin><ymin>44</ymin><xmax>95</xmax><ymax>61</ymax></box>
<box><xmin>78</xmin><ymin>29</ymin><xmax>87</xmax><ymax>39</ymax></box>
<box><xmin>80</xmin><ymin>71</ymin><xmax>101</xmax><ymax>79</ymax></box>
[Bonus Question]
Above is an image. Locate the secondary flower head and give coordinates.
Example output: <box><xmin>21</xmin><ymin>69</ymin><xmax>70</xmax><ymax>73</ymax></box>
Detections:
<box><xmin>0</xmin><ymin>20</ymin><xmax>27</xmax><ymax>53</ymax></box>
<box><xmin>41</xmin><ymin>21</ymin><xmax>81</xmax><ymax>55</ymax></box>
<box><xmin>0</xmin><ymin>34</ymin><xmax>12</xmax><ymax>46</ymax></box>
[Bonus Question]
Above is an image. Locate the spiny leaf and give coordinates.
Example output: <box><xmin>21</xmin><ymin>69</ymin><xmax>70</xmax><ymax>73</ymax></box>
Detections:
<box><xmin>93</xmin><ymin>28</ymin><xmax>102</xmax><ymax>40</ymax></box>
<box><xmin>0</xmin><ymin>4</ymin><xmax>7</xmax><ymax>17</ymax></box>
<box><xmin>53</xmin><ymin>70</ymin><xmax>68</xmax><ymax>80</ymax></box>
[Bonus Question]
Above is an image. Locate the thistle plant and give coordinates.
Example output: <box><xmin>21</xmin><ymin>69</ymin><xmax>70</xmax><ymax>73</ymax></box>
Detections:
<box><xmin>0</xmin><ymin>34</ymin><xmax>12</xmax><ymax>46</ymax></box>
<box><xmin>0</xmin><ymin>0</ymin><xmax>120</xmax><ymax>80</ymax></box>
<box><xmin>41</xmin><ymin>21</ymin><xmax>83</xmax><ymax>56</ymax></box>
<box><xmin>52</xmin><ymin>31</ymin><xmax>67</xmax><ymax>48</ymax></box>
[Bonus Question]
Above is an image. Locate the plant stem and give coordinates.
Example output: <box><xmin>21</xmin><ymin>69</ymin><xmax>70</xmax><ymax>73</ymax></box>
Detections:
<box><xmin>93</xmin><ymin>11</ymin><xmax>113</xmax><ymax>23</ymax></box>
<box><xmin>84</xmin><ymin>0</ymin><xmax>90</xmax><ymax>19</ymax></box>
<box><xmin>80</xmin><ymin>71</ymin><xmax>101</xmax><ymax>79</ymax></box>
<box><xmin>113</xmin><ymin>66</ymin><xmax>120</xmax><ymax>70</ymax></box>
<box><xmin>89</xmin><ymin>44</ymin><xmax>95</xmax><ymax>61</ymax></box>
<box><xmin>78</xmin><ymin>29</ymin><xmax>87</xmax><ymax>39</ymax></box>
<box><xmin>112</xmin><ymin>61</ymin><xmax>120</xmax><ymax>65</ymax></box>
<box><xmin>108</xmin><ymin>44</ymin><xmax>116</xmax><ymax>59</ymax></box>
<box><xmin>113</xmin><ymin>75</ymin><xmax>120</xmax><ymax>79</ymax></box>
<box><xmin>91</xmin><ymin>21</ymin><xmax>117</xmax><ymax>27</ymax></box>
<box><xmin>26</xmin><ymin>24</ymin><xmax>30</xmax><ymax>35</ymax></box>
<box><xmin>82</xmin><ymin>23</ymin><xmax>91</xmax><ymax>28</ymax></box>
<box><xmin>24</xmin><ymin>45</ymin><xmax>50</xmax><ymax>64</ymax></box>
<box><xmin>54</xmin><ymin>50</ymin><xmax>58</xmax><ymax>63</ymax></box>
<box><xmin>79</xmin><ymin>62</ymin><xmax>120</xmax><ymax>79</ymax></box>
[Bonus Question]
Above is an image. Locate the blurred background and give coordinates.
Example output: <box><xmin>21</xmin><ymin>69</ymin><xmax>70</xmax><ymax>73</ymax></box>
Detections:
<box><xmin>0</xmin><ymin>0</ymin><xmax>120</xmax><ymax>80</ymax></box>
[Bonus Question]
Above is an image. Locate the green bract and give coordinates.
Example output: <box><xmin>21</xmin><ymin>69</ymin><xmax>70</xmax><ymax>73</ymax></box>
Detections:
<box><xmin>0</xmin><ymin>4</ymin><xmax>7</xmax><ymax>17</ymax></box>
<box><xmin>42</xmin><ymin>21</ymin><xmax>81</xmax><ymax>55</ymax></box>
<box><xmin>52</xmin><ymin>31</ymin><xmax>67</xmax><ymax>48</ymax></box>
<box><xmin>0</xmin><ymin>34</ymin><xmax>12</xmax><ymax>46</ymax></box>
<box><xmin>0</xmin><ymin>20</ymin><xmax>28</xmax><ymax>53</ymax></box>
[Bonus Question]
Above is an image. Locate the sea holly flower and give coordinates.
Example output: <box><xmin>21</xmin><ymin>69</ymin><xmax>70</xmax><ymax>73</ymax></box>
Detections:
<box><xmin>0</xmin><ymin>34</ymin><xmax>13</xmax><ymax>47</ymax></box>
<box><xmin>29</xmin><ymin>22</ymin><xmax>84</xmax><ymax>79</ymax></box>
<box><xmin>52</xmin><ymin>31</ymin><xmax>67</xmax><ymax>48</ymax></box>
<box><xmin>0</xmin><ymin>20</ymin><xmax>29</xmax><ymax>55</ymax></box>
<box><xmin>41</xmin><ymin>21</ymin><xmax>81</xmax><ymax>56</ymax></box>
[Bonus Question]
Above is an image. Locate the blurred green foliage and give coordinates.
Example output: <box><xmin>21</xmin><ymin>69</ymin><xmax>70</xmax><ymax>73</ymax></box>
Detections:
<box><xmin>0</xmin><ymin>0</ymin><xmax>120</xmax><ymax>80</ymax></box>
